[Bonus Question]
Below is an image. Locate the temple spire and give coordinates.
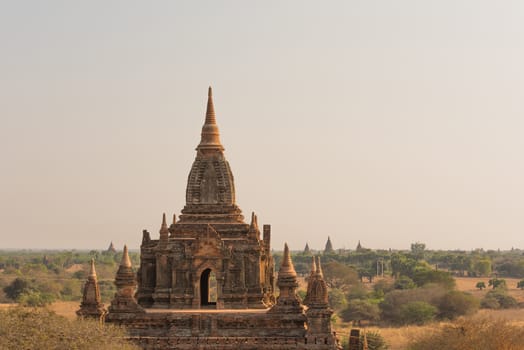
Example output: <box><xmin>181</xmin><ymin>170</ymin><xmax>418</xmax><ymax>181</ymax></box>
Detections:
<box><xmin>205</xmin><ymin>86</ymin><xmax>216</xmax><ymax>124</ymax></box>
<box><xmin>316</xmin><ymin>256</ymin><xmax>323</xmax><ymax>277</ymax></box>
<box><xmin>310</xmin><ymin>256</ymin><xmax>317</xmax><ymax>275</ymax></box>
<box><xmin>159</xmin><ymin>213</ymin><xmax>169</xmax><ymax>243</ymax></box>
<box><xmin>279</xmin><ymin>243</ymin><xmax>297</xmax><ymax>278</ymax></box>
<box><xmin>89</xmin><ymin>258</ymin><xmax>97</xmax><ymax>278</ymax></box>
<box><xmin>121</xmin><ymin>245</ymin><xmax>132</xmax><ymax>268</ymax></box>
<box><xmin>197</xmin><ymin>86</ymin><xmax>224</xmax><ymax>151</ymax></box>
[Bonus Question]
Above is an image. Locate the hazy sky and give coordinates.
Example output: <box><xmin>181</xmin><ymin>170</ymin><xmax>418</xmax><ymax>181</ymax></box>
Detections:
<box><xmin>1</xmin><ymin>1</ymin><xmax>523</xmax><ymax>251</ymax></box>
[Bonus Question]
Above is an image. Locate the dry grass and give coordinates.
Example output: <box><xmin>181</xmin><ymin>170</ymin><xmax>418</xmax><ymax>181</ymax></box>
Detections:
<box><xmin>454</xmin><ymin>277</ymin><xmax>524</xmax><ymax>302</ymax></box>
<box><xmin>48</xmin><ymin>301</ymin><xmax>79</xmax><ymax>319</ymax></box>
<box><xmin>334</xmin><ymin>277</ymin><xmax>524</xmax><ymax>349</ymax></box>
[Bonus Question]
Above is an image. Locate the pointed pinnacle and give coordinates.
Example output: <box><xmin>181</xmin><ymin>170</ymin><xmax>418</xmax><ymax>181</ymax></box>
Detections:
<box><xmin>121</xmin><ymin>245</ymin><xmax>132</xmax><ymax>268</ymax></box>
<box><xmin>279</xmin><ymin>243</ymin><xmax>297</xmax><ymax>277</ymax></box>
<box><xmin>89</xmin><ymin>258</ymin><xmax>97</xmax><ymax>279</ymax></box>
<box><xmin>316</xmin><ymin>256</ymin><xmax>323</xmax><ymax>277</ymax></box>
<box><xmin>172</xmin><ymin>213</ymin><xmax>176</xmax><ymax>225</ymax></box>
<box><xmin>205</xmin><ymin>86</ymin><xmax>216</xmax><ymax>125</ymax></box>
<box><xmin>160</xmin><ymin>213</ymin><xmax>168</xmax><ymax>230</ymax></box>
<box><xmin>197</xmin><ymin>86</ymin><xmax>223</xmax><ymax>151</ymax></box>
<box><xmin>310</xmin><ymin>256</ymin><xmax>317</xmax><ymax>275</ymax></box>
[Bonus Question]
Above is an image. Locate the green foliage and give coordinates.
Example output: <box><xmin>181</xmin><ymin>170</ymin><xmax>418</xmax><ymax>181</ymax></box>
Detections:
<box><xmin>393</xmin><ymin>276</ymin><xmax>416</xmax><ymax>290</ymax></box>
<box><xmin>360</xmin><ymin>330</ymin><xmax>389</xmax><ymax>350</ymax></box>
<box><xmin>480</xmin><ymin>289</ymin><xmax>518</xmax><ymax>309</ymax></box>
<box><xmin>327</xmin><ymin>288</ymin><xmax>347</xmax><ymax>310</ymax></box>
<box><xmin>437</xmin><ymin>291</ymin><xmax>479</xmax><ymax>320</ymax></box>
<box><xmin>372</xmin><ymin>279</ymin><xmax>394</xmax><ymax>298</ymax></box>
<box><xmin>3</xmin><ymin>278</ymin><xmax>32</xmax><ymax>300</ymax></box>
<box><xmin>17</xmin><ymin>291</ymin><xmax>55</xmax><ymax>307</ymax></box>
<box><xmin>517</xmin><ymin>279</ymin><xmax>524</xmax><ymax>290</ymax></box>
<box><xmin>379</xmin><ymin>285</ymin><xmax>446</xmax><ymax>325</ymax></box>
<box><xmin>412</xmin><ymin>270</ymin><xmax>455</xmax><ymax>289</ymax></box>
<box><xmin>472</xmin><ymin>259</ymin><xmax>492</xmax><ymax>276</ymax></box>
<box><xmin>340</xmin><ymin>299</ymin><xmax>380</xmax><ymax>324</ymax></box>
<box><xmin>398</xmin><ymin>301</ymin><xmax>437</xmax><ymax>325</ymax></box>
<box><xmin>488</xmin><ymin>278</ymin><xmax>506</xmax><ymax>289</ymax></box>
<box><xmin>346</xmin><ymin>283</ymin><xmax>368</xmax><ymax>301</ymax></box>
<box><xmin>0</xmin><ymin>307</ymin><xmax>140</xmax><ymax>349</ymax></box>
<box><xmin>322</xmin><ymin>261</ymin><xmax>359</xmax><ymax>290</ymax></box>
<box><xmin>390</xmin><ymin>253</ymin><xmax>417</xmax><ymax>278</ymax></box>
<box><xmin>410</xmin><ymin>242</ymin><xmax>426</xmax><ymax>261</ymax></box>
<box><xmin>408</xmin><ymin>317</ymin><xmax>524</xmax><ymax>350</ymax></box>
<box><xmin>476</xmin><ymin>281</ymin><xmax>486</xmax><ymax>290</ymax></box>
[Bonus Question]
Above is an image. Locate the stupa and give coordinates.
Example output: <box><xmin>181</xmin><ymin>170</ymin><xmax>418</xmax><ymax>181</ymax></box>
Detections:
<box><xmin>105</xmin><ymin>87</ymin><xmax>341</xmax><ymax>350</ymax></box>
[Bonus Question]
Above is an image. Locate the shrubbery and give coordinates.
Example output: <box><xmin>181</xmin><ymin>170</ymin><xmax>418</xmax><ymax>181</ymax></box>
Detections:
<box><xmin>480</xmin><ymin>289</ymin><xmax>518</xmax><ymax>309</ymax></box>
<box><xmin>408</xmin><ymin>317</ymin><xmax>524</xmax><ymax>350</ymax></box>
<box><xmin>0</xmin><ymin>307</ymin><xmax>140</xmax><ymax>350</ymax></box>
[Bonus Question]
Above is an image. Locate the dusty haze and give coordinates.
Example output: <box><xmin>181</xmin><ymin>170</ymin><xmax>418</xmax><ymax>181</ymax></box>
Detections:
<box><xmin>1</xmin><ymin>1</ymin><xmax>523</xmax><ymax>250</ymax></box>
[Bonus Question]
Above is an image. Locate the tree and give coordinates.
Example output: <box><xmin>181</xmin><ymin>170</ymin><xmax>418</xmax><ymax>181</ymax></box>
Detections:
<box><xmin>438</xmin><ymin>291</ymin><xmax>479</xmax><ymax>319</ymax></box>
<box><xmin>3</xmin><ymin>278</ymin><xmax>32</xmax><ymax>301</ymax></box>
<box><xmin>481</xmin><ymin>290</ymin><xmax>517</xmax><ymax>309</ymax></box>
<box><xmin>488</xmin><ymin>278</ymin><xmax>506</xmax><ymax>289</ymax></box>
<box><xmin>476</xmin><ymin>281</ymin><xmax>486</xmax><ymax>291</ymax></box>
<box><xmin>410</xmin><ymin>242</ymin><xmax>426</xmax><ymax>261</ymax></box>
<box><xmin>412</xmin><ymin>269</ymin><xmax>455</xmax><ymax>289</ymax></box>
<box><xmin>517</xmin><ymin>279</ymin><xmax>524</xmax><ymax>290</ymax></box>
<box><xmin>322</xmin><ymin>261</ymin><xmax>359</xmax><ymax>290</ymax></box>
<box><xmin>394</xmin><ymin>276</ymin><xmax>416</xmax><ymax>290</ymax></box>
<box><xmin>379</xmin><ymin>286</ymin><xmax>446</xmax><ymax>324</ymax></box>
<box><xmin>399</xmin><ymin>301</ymin><xmax>437</xmax><ymax>325</ymax></box>
<box><xmin>328</xmin><ymin>288</ymin><xmax>347</xmax><ymax>310</ymax></box>
<box><xmin>390</xmin><ymin>253</ymin><xmax>417</xmax><ymax>278</ymax></box>
<box><xmin>472</xmin><ymin>259</ymin><xmax>492</xmax><ymax>277</ymax></box>
<box><xmin>340</xmin><ymin>299</ymin><xmax>380</xmax><ymax>325</ymax></box>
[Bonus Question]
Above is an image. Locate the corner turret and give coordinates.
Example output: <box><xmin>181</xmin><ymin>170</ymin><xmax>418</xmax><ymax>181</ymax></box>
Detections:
<box><xmin>76</xmin><ymin>259</ymin><xmax>106</xmax><ymax>320</ymax></box>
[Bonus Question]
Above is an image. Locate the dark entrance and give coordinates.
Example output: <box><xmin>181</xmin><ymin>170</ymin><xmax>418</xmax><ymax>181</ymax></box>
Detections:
<box><xmin>200</xmin><ymin>268</ymin><xmax>217</xmax><ymax>307</ymax></box>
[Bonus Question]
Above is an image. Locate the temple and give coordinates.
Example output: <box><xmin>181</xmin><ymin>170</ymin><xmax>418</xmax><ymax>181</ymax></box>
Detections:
<box><xmin>105</xmin><ymin>87</ymin><xmax>341</xmax><ymax>349</ymax></box>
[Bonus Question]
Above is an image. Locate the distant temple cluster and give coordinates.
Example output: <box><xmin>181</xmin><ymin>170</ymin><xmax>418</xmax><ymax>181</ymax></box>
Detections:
<box><xmin>77</xmin><ymin>88</ymin><xmax>341</xmax><ymax>349</ymax></box>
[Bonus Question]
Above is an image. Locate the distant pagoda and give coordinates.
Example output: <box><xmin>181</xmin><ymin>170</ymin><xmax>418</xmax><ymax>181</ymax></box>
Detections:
<box><xmin>107</xmin><ymin>241</ymin><xmax>117</xmax><ymax>253</ymax></box>
<box><xmin>324</xmin><ymin>236</ymin><xmax>334</xmax><ymax>253</ymax></box>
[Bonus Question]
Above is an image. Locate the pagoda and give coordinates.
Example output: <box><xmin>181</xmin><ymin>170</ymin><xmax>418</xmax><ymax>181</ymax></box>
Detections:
<box><xmin>105</xmin><ymin>87</ymin><xmax>341</xmax><ymax>350</ymax></box>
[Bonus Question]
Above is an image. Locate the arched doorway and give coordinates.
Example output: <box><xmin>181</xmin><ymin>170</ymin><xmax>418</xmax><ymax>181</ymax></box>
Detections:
<box><xmin>200</xmin><ymin>268</ymin><xmax>217</xmax><ymax>307</ymax></box>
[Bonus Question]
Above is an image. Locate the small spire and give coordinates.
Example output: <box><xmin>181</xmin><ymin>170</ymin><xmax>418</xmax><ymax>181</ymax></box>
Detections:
<box><xmin>161</xmin><ymin>213</ymin><xmax>167</xmax><ymax>228</ymax></box>
<box><xmin>279</xmin><ymin>243</ymin><xmax>297</xmax><ymax>277</ymax></box>
<box><xmin>121</xmin><ymin>245</ymin><xmax>132</xmax><ymax>268</ymax></box>
<box><xmin>172</xmin><ymin>213</ymin><xmax>176</xmax><ymax>225</ymax></box>
<box><xmin>159</xmin><ymin>213</ymin><xmax>169</xmax><ymax>241</ymax></box>
<box><xmin>310</xmin><ymin>256</ymin><xmax>317</xmax><ymax>275</ymax></box>
<box><xmin>316</xmin><ymin>256</ymin><xmax>323</xmax><ymax>277</ymax></box>
<box><xmin>205</xmin><ymin>86</ymin><xmax>216</xmax><ymax>125</ymax></box>
<box><xmin>89</xmin><ymin>258</ymin><xmax>97</xmax><ymax>278</ymax></box>
<box><xmin>197</xmin><ymin>86</ymin><xmax>224</xmax><ymax>151</ymax></box>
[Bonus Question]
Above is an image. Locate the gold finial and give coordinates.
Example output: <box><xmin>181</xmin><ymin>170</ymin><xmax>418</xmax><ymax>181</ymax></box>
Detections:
<box><xmin>161</xmin><ymin>213</ymin><xmax>167</xmax><ymax>230</ymax></box>
<box><xmin>121</xmin><ymin>245</ymin><xmax>132</xmax><ymax>268</ymax></box>
<box><xmin>205</xmin><ymin>86</ymin><xmax>216</xmax><ymax>125</ymax></box>
<box><xmin>89</xmin><ymin>258</ymin><xmax>97</xmax><ymax>279</ymax></box>
<box><xmin>310</xmin><ymin>256</ymin><xmax>317</xmax><ymax>275</ymax></box>
<box><xmin>197</xmin><ymin>86</ymin><xmax>223</xmax><ymax>151</ymax></box>
<box><xmin>279</xmin><ymin>243</ymin><xmax>297</xmax><ymax>277</ymax></box>
<box><xmin>316</xmin><ymin>256</ymin><xmax>323</xmax><ymax>277</ymax></box>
